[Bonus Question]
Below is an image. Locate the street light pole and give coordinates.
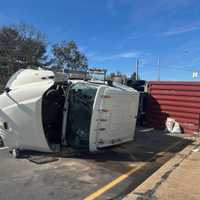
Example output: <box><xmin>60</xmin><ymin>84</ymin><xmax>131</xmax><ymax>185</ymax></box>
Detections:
<box><xmin>136</xmin><ymin>59</ymin><xmax>139</xmax><ymax>80</ymax></box>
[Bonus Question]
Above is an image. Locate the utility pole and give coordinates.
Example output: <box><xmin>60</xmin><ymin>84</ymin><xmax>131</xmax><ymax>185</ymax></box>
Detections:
<box><xmin>157</xmin><ymin>57</ymin><xmax>160</xmax><ymax>81</ymax></box>
<box><xmin>136</xmin><ymin>59</ymin><xmax>139</xmax><ymax>80</ymax></box>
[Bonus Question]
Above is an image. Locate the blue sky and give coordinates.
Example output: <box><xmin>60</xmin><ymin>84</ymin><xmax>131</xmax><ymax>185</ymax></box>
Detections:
<box><xmin>1</xmin><ymin>0</ymin><xmax>200</xmax><ymax>80</ymax></box>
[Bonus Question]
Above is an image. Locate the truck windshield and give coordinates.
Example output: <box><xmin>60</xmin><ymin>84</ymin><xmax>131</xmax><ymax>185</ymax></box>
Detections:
<box><xmin>66</xmin><ymin>83</ymin><xmax>98</xmax><ymax>150</ymax></box>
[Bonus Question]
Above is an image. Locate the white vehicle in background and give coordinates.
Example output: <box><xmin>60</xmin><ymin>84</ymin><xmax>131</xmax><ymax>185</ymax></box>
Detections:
<box><xmin>0</xmin><ymin>69</ymin><xmax>139</xmax><ymax>157</ymax></box>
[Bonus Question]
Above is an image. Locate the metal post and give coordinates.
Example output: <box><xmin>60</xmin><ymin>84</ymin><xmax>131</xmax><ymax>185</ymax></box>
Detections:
<box><xmin>136</xmin><ymin>59</ymin><xmax>139</xmax><ymax>80</ymax></box>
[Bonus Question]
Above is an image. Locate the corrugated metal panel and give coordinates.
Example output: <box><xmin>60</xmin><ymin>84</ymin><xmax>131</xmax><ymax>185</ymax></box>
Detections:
<box><xmin>147</xmin><ymin>81</ymin><xmax>200</xmax><ymax>134</ymax></box>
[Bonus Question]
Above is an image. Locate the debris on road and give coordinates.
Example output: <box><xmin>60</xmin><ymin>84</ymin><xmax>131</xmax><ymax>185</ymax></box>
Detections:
<box><xmin>166</xmin><ymin>117</ymin><xmax>182</xmax><ymax>134</ymax></box>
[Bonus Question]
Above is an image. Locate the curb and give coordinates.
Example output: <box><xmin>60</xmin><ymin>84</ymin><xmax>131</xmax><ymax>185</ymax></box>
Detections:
<box><xmin>123</xmin><ymin>138</ymin><xmax>200</xmax><ymax>200</ymax></box>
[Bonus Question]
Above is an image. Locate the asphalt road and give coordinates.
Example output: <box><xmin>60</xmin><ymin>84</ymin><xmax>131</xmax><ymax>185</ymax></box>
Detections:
<box><xmin>0</xmin><ymin>128</ymin><xmax>190</xmax><ymax>200</ymax></box>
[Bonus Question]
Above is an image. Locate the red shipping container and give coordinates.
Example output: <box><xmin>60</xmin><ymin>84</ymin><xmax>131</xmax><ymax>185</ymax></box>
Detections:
<box><xmin>147</xmin><ymin>81</ymin><xmax>200</xmax><ymax>134</ymax></box>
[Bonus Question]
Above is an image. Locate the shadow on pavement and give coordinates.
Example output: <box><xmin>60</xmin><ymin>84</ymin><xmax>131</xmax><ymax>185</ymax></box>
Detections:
<box><xmin>19</xmin><ymin>127</ymin><xmax>192</xmax><ymax>166</ymax></box>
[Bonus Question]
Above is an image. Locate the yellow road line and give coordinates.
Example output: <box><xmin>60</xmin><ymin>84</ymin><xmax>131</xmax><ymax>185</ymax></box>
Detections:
<box><xmin>84</xmin><ymin>140</ymin><xmax>182</xmax><ymax>200</ymax></box>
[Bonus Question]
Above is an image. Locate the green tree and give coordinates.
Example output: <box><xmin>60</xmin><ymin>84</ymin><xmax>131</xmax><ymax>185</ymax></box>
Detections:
<box><xmin>108</xmin><ymin>71</ymin><xmax>127</xmax><ymax>84</ymax></box>
<box><xmin>110</xmin><ymin>72</ymin><xmax>115</xmax><ymax>78</ymax></box>
<box><xmin>130</xmin><ymin>72</ymin><xmax>139</xmax><ymax>80</ymax></box>
<box><xmin>0</xmin><ymin>24</ymin><xmax>47</xmax><ymax>92</ymax></box>
<box><xmin>116</xmin><ymin>71</ymin><xmax>122</xmax><ymax>76</ymax></box>
<box><xmin>52</xmin><ymin>40</ymin><xmax>88</xmax><ymax>71</ymax></box>
<box><xmin>0</xmin><ymin>24</ymin><xmax>46</xmax><ymax>73</ymax></box>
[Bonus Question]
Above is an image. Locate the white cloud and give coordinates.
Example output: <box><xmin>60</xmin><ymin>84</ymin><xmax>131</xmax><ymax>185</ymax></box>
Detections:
<box><xmin>89</xmin><ymin>51</ymin><xmax>140</xmax><ymax>61</ymax></box>
<box><xmin>160</xmin><ymin>24</ymin><xmax>200</xmax><ymax>37</ymax></box>
<box><xmin>124</xmin><ymin>0</ymin><xmax>197</xmax><ymax>27</ymax></box>
<box><xmin>114</xmin><ymin>52</ymin><xmax>139</xmax><ymax>58</ymax></box>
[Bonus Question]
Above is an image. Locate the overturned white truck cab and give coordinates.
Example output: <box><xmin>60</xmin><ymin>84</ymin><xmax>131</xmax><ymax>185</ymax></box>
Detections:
<box><xmin>0</xmin><ymin>69</ymin><xmax>139</xmax><ymax>155</ymax></box>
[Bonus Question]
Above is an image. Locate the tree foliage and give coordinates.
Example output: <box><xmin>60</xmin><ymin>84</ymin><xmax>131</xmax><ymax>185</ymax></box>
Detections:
<box><xmin>109</xmin><ymin>71</ymin><xmax>122</xmax><ymax>78</ymax></box>
<box><xmin>0</xmin><ymin>24</ymin><xmax>47</xmax><ymax>92</ymax></box>
<box><xmin>0</xmin><ymin>24</ymin><xmax>46</xmax><ymax>72</ymax></box>
<box><xmin>109</xmin><ymin>71</ymin><xmax>127</xmax><ymax>78</ymax></box>
<box><xmin>52</xmin><ymin>40</ymin><xmax>88</xmax><ymax>71</ymax></box>
<box><xmin>130</xmin><ymin>72</ymin><xmax>140</xmax><ymax>80</ymax></box>
<box><xmin>107</xmin><ymin>71</ymin><xmax>127</xmax><ymax>84</ymax></box>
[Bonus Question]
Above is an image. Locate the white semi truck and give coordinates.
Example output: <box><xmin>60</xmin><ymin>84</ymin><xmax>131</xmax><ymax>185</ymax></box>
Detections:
<box><xmin>0</xmin><ymin>69</ymin><xmax>139</xmax><ymax>157</ymax></box>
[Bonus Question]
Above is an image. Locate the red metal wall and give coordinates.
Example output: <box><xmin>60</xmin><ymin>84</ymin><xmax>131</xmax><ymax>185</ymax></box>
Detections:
<box><xmin>147</xmin><ymin>81</ymin><xmax>200</xmax><ymax>134</ymax></box>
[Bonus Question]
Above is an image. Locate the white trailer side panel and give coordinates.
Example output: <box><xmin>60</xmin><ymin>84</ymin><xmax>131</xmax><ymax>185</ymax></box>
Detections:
<box><xmin>95</xmin><ymin>87</ymin><xmax>139</xmax><ymax>148</ymax></box>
